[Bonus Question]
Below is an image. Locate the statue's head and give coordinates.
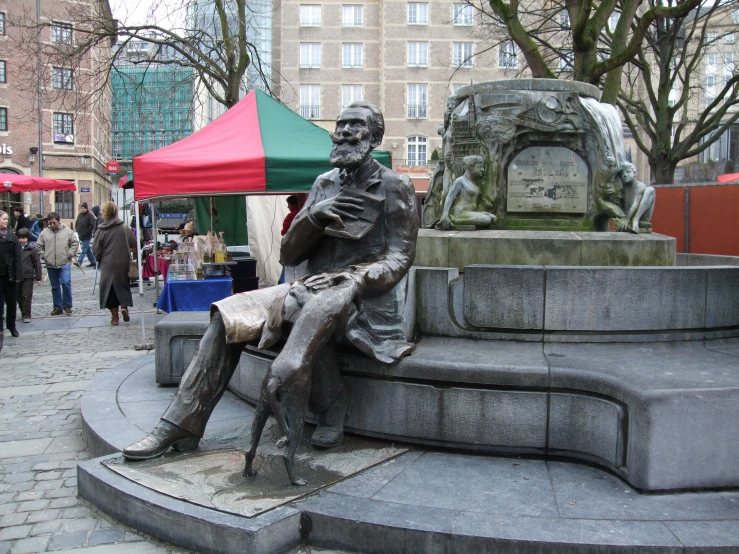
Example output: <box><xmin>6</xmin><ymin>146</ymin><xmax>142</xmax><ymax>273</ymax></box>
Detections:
<box><xmin>330</xmin><ymin>101</ymin><xmax>385</xmax><ymax>169</ymax></box>
<box><xmin>463</xmin><ymin>155</ymin><xmax>485</xmax><ymax>178</ymax></box>
<box><xmin>620</xmin><ymin>162</ymin><xmax>637</xmax><ymax>183</ymax></box>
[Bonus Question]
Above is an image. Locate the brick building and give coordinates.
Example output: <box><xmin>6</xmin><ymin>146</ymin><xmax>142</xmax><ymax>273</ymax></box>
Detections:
<box><xmin>0</xmin><ymin>0</ymin><xmax>114</xmax><ymax>225</ymax></box>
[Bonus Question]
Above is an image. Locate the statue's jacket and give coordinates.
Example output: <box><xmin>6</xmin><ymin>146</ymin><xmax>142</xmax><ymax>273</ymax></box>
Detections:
<box><xmin>213</xmin><ymin>158</ymin><xmax>419</xmax><ymax>364</ymax></box>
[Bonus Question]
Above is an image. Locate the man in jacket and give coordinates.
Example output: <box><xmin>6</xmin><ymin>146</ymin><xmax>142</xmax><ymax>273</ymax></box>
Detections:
<box><xmin>75</xmin><ymin>203</ymin><xmax>97</xmax><ymax>267</ymax></box>
<box><xmin>37</xmin><ymin>213</ymin><xmax>79</xmax><ymax>315</ymax></box>
<box><xmin>13</xmin><ymin>207</ymin><xmax>31</xmax><ymax>234</ymax></box>
<box><xmin>124</xmin><ymin>102</ymin><xmax>419</xmax><ymax>465</ymax></box>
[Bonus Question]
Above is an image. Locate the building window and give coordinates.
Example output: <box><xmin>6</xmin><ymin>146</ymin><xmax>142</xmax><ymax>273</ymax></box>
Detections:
<box><xmin>0</xmin><ymin>13</ymin><xmax>5</xmax><ymax>36</ymax></box>
<box><xmin>299</xmin><ymin>5</ymin><xmax>321</xmax><ymax>27</ymax></box>
<box><xmin>51</xmin><ymin>22</ymin><xmax>73</xmax><ymax>45</ymax></box>
<box><xmin>300</xmin><ymin>43</ymin><xmax>321</xmax><ymax>68</ymax></box>
<box><xmin>699</xmin><ymin>126</ymin><xmax>739</xmax><ymax>163</ymax></box>
<box><xmin>343</xmin><ymin>5</ymin><xmax>363</xmax><ymax>27</ymax></box>
<box><xmin>52</xmin><ymin>67</ymin><xmax>73</xmax><ymax>90</ymax></box>
<box><xmin>407</xmin><ymin>136</ymin><xmax>427</xmax><ymax>166</ymax></box>
<box><xmin>453</xmin><ymin>4</ymin><xmax>473</xmax><ymax>25</ymax></box>
<box><xmin>560</xmin><ymin>10</ymin><xmax>570</xmax><ymax>27</ymax></box>
<box><xmin>53</xmin><ymin>112</ymin><xmax>74</xmax><ymax>143</ymax></box>
<box><xmin>342</xmin><ymin>43</ymin><xmax>363</xmax><ymax>68</ymax></box>
<box><xmin>706</xmin><ymin>74</ymin><xmax>716</xmax><ymax>87</ymax></box>
<box><xmin>559</xmin><ymin>49</ymin><xmax>574</xmax><ymax>71</ymax></box>
<box><xmin>55</xmin><ymin>190</ymin><xmax>74</xmax><ymax>220</ymax></box>
<box><xmin>342</xmin><ymin>85</ymin><xmax>362</xmax><ymax>108</ymax></box>
<box><xmin>407</xmin><ymin>3</ymin><xmax>428</xmax><ymax>25</ymax></box>
<box><xmin>0</xmin><ymin>61</ymin><xmax>6</xmax><ymax>84</ymax></box>
<box><xmin>707</xmin><ymin>32</ymin><xmax>717</xmax><ymax>43</ymax></box>
<box><xmin>0</xmin><ymin>108</ymin><xmax>7</xmax><ymax>131</ymax></box>
<box><xmin>707</xmin><ymin>53</ymin><xmax>717</xmax><ymax>67</ymax></box>
<box><xmin>408</xmin><ymin>42</ymin><xmax>428</xmax><ymax>67</ymax></box>
<box><xmin>300</xmin><ymin>85</ymin><xmax>320</xmax><ymax>119</ymax></box>
<box><xmin>407</xmin><ymin>84</ymin><xmax>428</xmax><ymax>119</ymax></box>
<box><xmin>498</xmin><ymin>41</ymin><xmax>518</xmax><ymax>68</ymax></box>
<box><xmin>725</xmin><ymin>33</ymin><xmax>736</xmax><ymax>44</ymax></box>
<box><xmin>454</xmin><ymin>42</ymin><xmax>474</xmax><ymax>68</ymax></box>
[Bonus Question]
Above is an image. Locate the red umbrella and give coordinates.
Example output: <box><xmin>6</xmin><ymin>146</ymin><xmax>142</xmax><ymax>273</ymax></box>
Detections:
<box><xmin>716</xmin><ymin>172</ymin><xmax>739</xmax><ymax>184</ymax></box>
<box><xmin>0</xmin><ymin>174</ymin><xmax>76</xmax><ymax>193</ymax></box>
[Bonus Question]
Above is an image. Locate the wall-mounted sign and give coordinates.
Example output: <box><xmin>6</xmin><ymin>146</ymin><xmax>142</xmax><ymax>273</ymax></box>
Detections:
<box><xmin>80</xmin><ymin>187</ymin><xmax>91</xmax><ymax>193</ymax></box>
<box><xmin>105</xmin><ymin>160</ymin><xmax>120</xmax><ymax>174</ymax></box>
<box><xmin>1</xmin><ymin>144</ymin><xmax>13</xmax><ymax>155</ymax></box>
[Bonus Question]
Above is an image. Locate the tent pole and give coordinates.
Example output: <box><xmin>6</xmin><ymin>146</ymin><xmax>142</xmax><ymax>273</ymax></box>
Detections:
<box><xmin>152</xmin><ymin>203</ymin><xmax>160</xmax><ymax>311</ymax></box>
<box><xmin>134</xmin><ymin>200</ymin><xmax>147</xmax><ymax>348</ymax></box>
<box><xmin>210</xmin><ymin>196</ymin><xmax>214</xmax><ymax>234</ymax></box>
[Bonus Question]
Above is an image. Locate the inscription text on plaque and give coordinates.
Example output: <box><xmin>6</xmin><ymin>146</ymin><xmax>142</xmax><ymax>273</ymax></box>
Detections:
<box><xmin>507</xmin><ymin>147</ymin><xmax>588</xmax><ymax>213</ymax></box>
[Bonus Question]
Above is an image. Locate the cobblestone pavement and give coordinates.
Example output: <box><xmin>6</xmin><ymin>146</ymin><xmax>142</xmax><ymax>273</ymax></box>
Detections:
<box><xmin>0</xmin><ymin>269</ymin><xmax>189</xmax><ymax>554</ymax></box>
<box><xmin>0</xmin><ymin>270</ymin><xmax>352</xmax><ymax>554</ymax></box>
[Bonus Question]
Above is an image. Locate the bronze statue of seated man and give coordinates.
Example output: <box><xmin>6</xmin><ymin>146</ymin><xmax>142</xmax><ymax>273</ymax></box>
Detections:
<box><xmin>123</xmin><ymin>102</ymin><xmax>419</xmax><ymax>486</ymax></box>
<box><xmin>436</xmin><ymin>155</ymin><xmax>496</xmax><ymax>231</ymax></box>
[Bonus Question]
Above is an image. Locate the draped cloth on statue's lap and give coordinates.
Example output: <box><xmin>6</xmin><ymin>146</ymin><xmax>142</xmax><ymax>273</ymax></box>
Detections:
<box><xmin>211</xmin><ymin>276</ymin><xmax>414</xmax><ymax>364</ymax></box>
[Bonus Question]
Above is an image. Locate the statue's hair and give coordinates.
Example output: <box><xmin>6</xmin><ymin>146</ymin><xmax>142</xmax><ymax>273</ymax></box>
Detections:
<box><xmin>621</xmin><ymin>162</ymin><xmax>636</xmax><ymax>174</ymax></box>
<box><xmin>345</xmin><ymin>101</ymin><xmax>385</xmax><ymax>144</ymax></box>
<box><xmin>463</xmin><ymin>155</ymin><xmax>484</xmax><ymax>170</ymax></box>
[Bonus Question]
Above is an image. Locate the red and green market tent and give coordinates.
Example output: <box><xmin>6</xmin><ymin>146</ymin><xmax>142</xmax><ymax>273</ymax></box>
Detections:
<box><xmin>132</xmin><ymin>88</ymin><xmax>391</xmax><ymax>202</ymax></box>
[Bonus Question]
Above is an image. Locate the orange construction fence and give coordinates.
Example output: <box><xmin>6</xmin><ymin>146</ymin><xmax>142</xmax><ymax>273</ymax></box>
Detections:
<box><xmin>652</xmin><ymin>183</ymin><xmax>739</xmax><ymax>255</ymax></box>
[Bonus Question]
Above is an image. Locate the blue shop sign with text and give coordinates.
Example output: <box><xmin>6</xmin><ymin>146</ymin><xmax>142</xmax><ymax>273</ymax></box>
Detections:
<box><xmin>80</xmin><ymin>187</ymin><xmax>91</xmax><ymax>192</ymax></box>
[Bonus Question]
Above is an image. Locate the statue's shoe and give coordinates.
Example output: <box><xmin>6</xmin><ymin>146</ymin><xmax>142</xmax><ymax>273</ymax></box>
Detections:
<box><xmin>311</xmin><ymin>385</ymin><xmax>352</xmax><ymax>448</ymax></box>
<box><xmin>123</xmin><ymin>420</ymin><xmax>200</xmax><ymax>460</ymax></box>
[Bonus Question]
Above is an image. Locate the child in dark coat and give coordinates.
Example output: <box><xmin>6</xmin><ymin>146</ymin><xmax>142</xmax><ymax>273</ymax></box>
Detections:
<box><xmin>16</xmin><ymin>228</ymin><xmax>42</xmax><ymax>323</ymax></box>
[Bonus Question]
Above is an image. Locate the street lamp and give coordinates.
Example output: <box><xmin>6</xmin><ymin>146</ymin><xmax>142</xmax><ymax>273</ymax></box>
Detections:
<box><xmin>29</xmin><ymin>147</ymin><xmax>38</xmax><ymax>163</ymax></box>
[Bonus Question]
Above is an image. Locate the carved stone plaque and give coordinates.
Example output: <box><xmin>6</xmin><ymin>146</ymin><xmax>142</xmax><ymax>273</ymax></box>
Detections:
<box><xmin>507</xmin><ymin>147</ymin><xmax>588</xmax><ymax>213</ymax></box>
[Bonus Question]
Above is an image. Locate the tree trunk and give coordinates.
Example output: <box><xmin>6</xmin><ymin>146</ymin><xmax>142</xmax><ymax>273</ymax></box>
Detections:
<box><xmin>652</xmin><ymin>157</ymin><xmax>677</xmax><ymax>185</ymax></box>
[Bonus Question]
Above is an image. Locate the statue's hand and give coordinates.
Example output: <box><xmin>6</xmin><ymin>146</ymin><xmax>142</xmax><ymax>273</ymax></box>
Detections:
<box><xmin>310</xmin><ymin>194</ymin><xmax>364</xmax><ymax>228</ymax></box>
<box><xmin>304</xmin><ymin>270</ymin><xmax>364</xmax><ymax>293</ymax></box>
<box><xmin>613</xmin><ymin>217</ymin><xmax>628</xmax><ymax>232</ymax></box>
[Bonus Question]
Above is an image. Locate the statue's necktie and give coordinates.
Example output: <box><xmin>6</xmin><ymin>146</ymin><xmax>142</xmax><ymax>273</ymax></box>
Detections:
<box><xmin>340</xmin><ymin>170</ymin><xmax>354</xmax><ymax>189</ymax></box>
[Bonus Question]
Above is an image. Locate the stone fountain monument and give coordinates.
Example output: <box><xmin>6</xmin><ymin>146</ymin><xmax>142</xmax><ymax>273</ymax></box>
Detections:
<box><xmin>75</xmin><ymin>82</ymin><xmax>739</xmax><ymax>554</ymax></box>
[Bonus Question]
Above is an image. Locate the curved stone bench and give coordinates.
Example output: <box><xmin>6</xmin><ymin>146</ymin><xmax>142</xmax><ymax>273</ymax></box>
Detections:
<box><xmin>153</xmin><ymin>264</ymin><xmax>739</xmax><ymax>492</ymax></box>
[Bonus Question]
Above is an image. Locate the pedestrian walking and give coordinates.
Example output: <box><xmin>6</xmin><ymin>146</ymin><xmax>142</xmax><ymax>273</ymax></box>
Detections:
<box><xmin>12</xmin><ymin>207</ymin><xmax>31</xmax><ymax>234</ymax></box>
<box><xmin>75</xmin><ymin>202</ymin><xmax>97</xmax><ymax>267</ymax></box>
<box><xmin>93</xmin><ymin>202</ymin><xmax>136</xmax><ymax>326</ymax></box>
<box><xmin>37</xmin><ymin>212</ymin><xmax>79</xmax><ymax>315</ymax></box>
<box><xmin>0</xmin><ymin>210</ymin><xmax>22</xmax><ymax>339</ymax></box>
<box><xmin>16</xmin><ymin>228</ymin><xmax>42</xmax><ymax>323</ymax></box>
<box><xmin>30</xmin><ymin>216</ymin><xmax>47</xmax><ymax>242</ymax></box>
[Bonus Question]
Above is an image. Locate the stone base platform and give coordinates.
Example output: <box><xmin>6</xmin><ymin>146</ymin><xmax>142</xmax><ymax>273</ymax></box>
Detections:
<box><xmin>415</xmin><ymin>229</ymin><xmax>676</xmax><ymax>270</ymax></box>
<box><xmin>80</xmin><ymin>359</ymin><xmax>739</xmax><ymax>554</ymax></box>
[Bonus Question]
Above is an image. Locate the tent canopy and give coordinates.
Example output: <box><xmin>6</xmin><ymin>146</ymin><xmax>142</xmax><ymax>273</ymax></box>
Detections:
<box><xmin>717</xmin><ymin>173</ymin><xmax>739</xmax><ymax>184</ymax></box>
<box><xmin>1</xmin><ymin>174</ymin><xmax>76</xmax><ymax>194</ymax></box>
<box><xmin>132</xmin><ymin>89</ymin><xmax>391</xmax><ymax>201</ymax></box>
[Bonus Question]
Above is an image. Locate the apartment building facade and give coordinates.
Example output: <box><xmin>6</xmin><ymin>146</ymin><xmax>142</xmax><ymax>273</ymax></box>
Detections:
<box><xmin>0</xmin><ymin>0</ymin><xmax>114</xmax><ymax>222</ymax></box>
<box><xmin>272</xmin><ymin>0</ymin><xmax>527</xmax><ymax>189</ymax></box>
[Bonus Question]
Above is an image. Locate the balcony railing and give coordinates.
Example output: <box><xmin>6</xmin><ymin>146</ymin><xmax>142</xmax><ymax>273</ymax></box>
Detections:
<box><xmin>300</xmin><ymin>104</ymin><xmax>320</xmax><ymax>119</ymax></box>
<box><xmin>407</xmin><ymin>104</ymin><xmax>428</xmax><ymax>119</ymax></box>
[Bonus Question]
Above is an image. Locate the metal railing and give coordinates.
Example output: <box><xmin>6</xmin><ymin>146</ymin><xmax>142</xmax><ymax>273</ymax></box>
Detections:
<box><xmin>407</xmin><ymin>104</ymin><xmax>428</xmax><ymax>119</ymax></box>
<box><xmin>394</xmin><ymin>158</ymin><xmax>428</xmax><ymax>167</ymax></box>
<box><xmin>300</xmin><ymin>104</ymin><xmax>320</xmax><ymax>119</ymax></box>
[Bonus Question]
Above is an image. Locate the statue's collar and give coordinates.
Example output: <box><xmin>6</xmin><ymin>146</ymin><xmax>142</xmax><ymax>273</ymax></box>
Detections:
<box><xmin>339</xmin><ymin>156</ymin><xmax>381</xmax><ymax>190</ymax></box>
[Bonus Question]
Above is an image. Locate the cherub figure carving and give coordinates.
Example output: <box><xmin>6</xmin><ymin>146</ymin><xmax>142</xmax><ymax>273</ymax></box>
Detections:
<box><xmin>437</xmin><ymin>155</ymin><xmax>496</xmax><ymax>231</ymax></box>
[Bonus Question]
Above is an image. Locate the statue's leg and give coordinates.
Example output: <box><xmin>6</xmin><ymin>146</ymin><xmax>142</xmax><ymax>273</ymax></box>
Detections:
<box><xmin>267</xmin><ymin>283</ymin><xmax>357</xmax><ymax>484</ymax></box>
<box><xmin>452</xmin><ymin>211</ymin><xmax>495</xmax><ymax>228</ymax></box>
<box><xmin>244</xmin><ymin>374</ymin><xmax>272</xmax><ymax>477</ymax></box>
<box><xmin>123</xmin><ymin>312</ymin><xmax>245</xmax><ymax>460</ymax></box>
<box><xmin>635</xmin><ymin>187</ymin><xmax>656</xmax><ymax>229</ymax></box>
<box><xmin>162</xmin><ymin>311</ymin><xmax>246</xmax><ymax>435</ymax></box>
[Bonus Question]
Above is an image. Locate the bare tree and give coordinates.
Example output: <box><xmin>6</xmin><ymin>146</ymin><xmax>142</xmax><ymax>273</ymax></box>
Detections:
<box><xmin>13</xmin><ymin>0</ymin><xmax>273</xmax><ymax>114</ymax></box>
<box><xmin>619</xmin><ymin>0</ymin><xmax>739</xmax><ymax>184</ymax></box>
<box><xmin>472</xmin><ymin>0</ymin><xmax>702</xmax><ymax>104</ymax></box>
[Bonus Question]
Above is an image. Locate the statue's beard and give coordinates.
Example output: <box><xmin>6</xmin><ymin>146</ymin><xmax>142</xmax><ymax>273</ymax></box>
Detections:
<box><xmin>329</xmin><ymin>139</ymin><xmax>372</xmax><ymax>169</ymax></box>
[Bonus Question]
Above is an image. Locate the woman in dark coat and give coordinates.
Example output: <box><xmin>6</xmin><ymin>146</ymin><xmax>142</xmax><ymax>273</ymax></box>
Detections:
<box><xmin>0</xmin><ymin>210</ymin><xmax>22</xmax><ymax>340</ymax></box>
<box><xmin>93</xmin><ymin>202</ymin><xmax>136</xmax><ymax>325</ymax></box>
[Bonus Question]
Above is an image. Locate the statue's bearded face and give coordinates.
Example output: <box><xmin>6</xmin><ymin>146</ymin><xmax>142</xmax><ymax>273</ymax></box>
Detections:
<box><xmin>330</xmin><ymin>107</ymin><xmax>374</xmax><ymax>169</ymax></box>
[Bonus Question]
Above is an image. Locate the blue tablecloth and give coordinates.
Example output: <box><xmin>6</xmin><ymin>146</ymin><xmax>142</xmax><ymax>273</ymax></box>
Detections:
<box><xmin>156</xmin><ymin>277</ymin><xmax>233</xmax><ymax>312</ymax></box>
